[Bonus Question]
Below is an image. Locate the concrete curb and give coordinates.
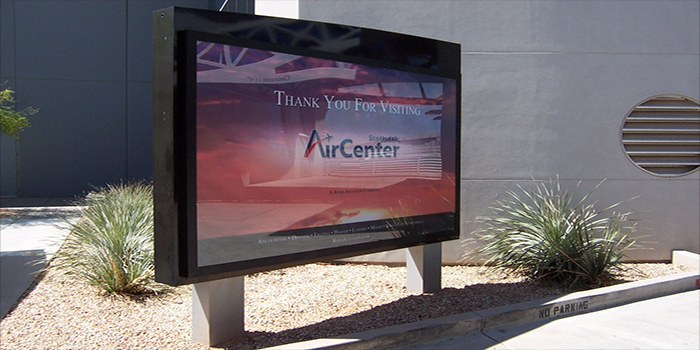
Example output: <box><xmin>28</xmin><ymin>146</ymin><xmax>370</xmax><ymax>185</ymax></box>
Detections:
<box><xmin>673</xmin><ymin>250</ymin><xmax>700</xmax><ymax>271</ymax></box>
<box><xmin>264</xmin><ymin>271</ymin><xmax>700</xmax><ymax>350</ymax></box>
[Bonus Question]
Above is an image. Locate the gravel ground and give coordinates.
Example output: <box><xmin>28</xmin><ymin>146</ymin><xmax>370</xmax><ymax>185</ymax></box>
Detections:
<box><xmin>0</xmin><ymin>262</ymin><xmax>691</xmax><ymax>350</ymax></box>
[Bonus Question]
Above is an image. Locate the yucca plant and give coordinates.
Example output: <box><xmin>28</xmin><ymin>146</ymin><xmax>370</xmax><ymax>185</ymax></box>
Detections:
<box><xmin>48</xmin><ymin>182</ymin><xmax>165</xmax><ymax>294</ymax></box>
<box><xmin>467</xmin><ymin>178</ymin><xmax>639</xmax><ymax>289</ymax></box>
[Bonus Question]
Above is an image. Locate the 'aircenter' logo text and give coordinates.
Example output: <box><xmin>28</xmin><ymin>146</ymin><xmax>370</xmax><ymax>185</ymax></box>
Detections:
<box><xmin>304</xmin><ymin>130</ymin><xmax>399</xmax><ymax>158</ymax></box>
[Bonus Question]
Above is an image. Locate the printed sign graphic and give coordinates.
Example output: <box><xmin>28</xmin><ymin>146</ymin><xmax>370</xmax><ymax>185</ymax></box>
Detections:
<box><xmin>195</xmin><ymin>41</ymin><xmax>457</xmax><ymax>267</ymax></box>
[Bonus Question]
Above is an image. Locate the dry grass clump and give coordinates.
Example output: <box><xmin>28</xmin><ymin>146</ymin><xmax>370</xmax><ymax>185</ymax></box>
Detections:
<box><xmin>467</xmin><ymin>179</ymin><xmax>640</xmax><ymax>289</ymax></box>
<box><xmin>46</xmin><ymin>182</ymin><xmax>166</xmax><ymax>295</ymax></box>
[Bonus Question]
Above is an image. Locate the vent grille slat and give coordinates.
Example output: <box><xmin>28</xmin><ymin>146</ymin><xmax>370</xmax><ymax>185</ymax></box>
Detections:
<box><xmin>626</xmin><ymin>117</ymin><xmax>699</xmax><ymax>123</ymax></box>
<box><xmin>621</xmin><ymin>95</ymin><xmax>700</xmax><ymax>176</ymax></box>
<box><xmin>633</xmin><ymin>106</ymin><xmax>700</xmax><ymax>112</ymax></box>
<box><xmin>636</xmin><ymin>162</ymin><xmax>700</xmax><ymax>167</ymax></box>
<box><xmin>622</xmin><ymin>129</ymin><xmax>699</xmax><ymax>134</ymax></box>
<box><xmin>626</xmin><ymin>151</ymin><xmax>700</xmax><ymax>156</ymax></box>
<box><xmin>623</xmin><ymin>140</ymin><xmax>700</xmax><ymax>145</ymax></box>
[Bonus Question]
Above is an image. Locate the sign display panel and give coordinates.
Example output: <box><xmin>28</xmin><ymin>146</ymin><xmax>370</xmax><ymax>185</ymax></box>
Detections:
<box><xmin>153</xmin><ymin>7</ymin><xmax>460</xmax><ymax>285</ymax></box>
<box><xmin>193</xmin><ymin>34</ymin><xmax>458</xmax><ymax>268</ymax></box>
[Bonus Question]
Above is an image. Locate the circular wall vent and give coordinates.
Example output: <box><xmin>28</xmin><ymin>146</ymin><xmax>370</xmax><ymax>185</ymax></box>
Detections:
<box><xmin>621</xmin><ymin>94</ymin><xmax>700</xmax><ymax>176</ymax></box>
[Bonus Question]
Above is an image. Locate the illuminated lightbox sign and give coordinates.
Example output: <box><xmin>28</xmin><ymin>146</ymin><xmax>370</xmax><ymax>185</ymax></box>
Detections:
<box><xmin>153</xmin><ymin>7</ymin><xmax>461</xmax><ymax>285</ymax></box>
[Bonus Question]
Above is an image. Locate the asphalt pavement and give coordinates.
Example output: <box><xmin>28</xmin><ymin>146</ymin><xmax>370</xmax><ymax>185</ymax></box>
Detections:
<box><xmin>0</xmin><ymin>197</ymin><xmax>77</xmax><ymax>318</ymax></box>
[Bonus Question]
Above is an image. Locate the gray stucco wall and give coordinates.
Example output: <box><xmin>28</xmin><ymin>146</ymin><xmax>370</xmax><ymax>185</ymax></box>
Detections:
<box><xmin>2</xmin><ymin>0</ymin><xmax>697</xmax><ymax>262</ymax></box>
<box><xmin>0</xmin><ymin>0</ymin><xmax>252</xmax><ymax>197</ymax></box>
<box><xmin>300</xmin><ymin>0</ymin><xmax>700</xmax><ymax>262</ymax></box>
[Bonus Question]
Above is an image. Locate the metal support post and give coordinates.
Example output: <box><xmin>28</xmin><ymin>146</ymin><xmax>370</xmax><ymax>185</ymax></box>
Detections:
<box><xmin>406</xmin><ymin>242</ymin><xmax>442</xmax><ymax>293</ymax></box>
<box><xmin>192</xmin><ymin>276</ymin><xmax>245</xmax><ymax>346</ymax></box>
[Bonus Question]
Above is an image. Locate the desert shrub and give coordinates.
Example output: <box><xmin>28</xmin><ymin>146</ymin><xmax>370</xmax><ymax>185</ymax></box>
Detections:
<box><xmin>466</xmin><ymin>179</ymin><xmax>638</xmax><ymax>289</ymax></box>
<box><xmin>48</xmin><ymin>182</ymin><xmax>165</xmax><ymax>294</ymax></box>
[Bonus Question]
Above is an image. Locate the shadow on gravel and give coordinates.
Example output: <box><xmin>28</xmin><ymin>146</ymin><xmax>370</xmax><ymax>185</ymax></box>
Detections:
<box><xmin>219</xmin><ymin>280</ymin><xmax>570</xmax><ymax>350</ymax></box>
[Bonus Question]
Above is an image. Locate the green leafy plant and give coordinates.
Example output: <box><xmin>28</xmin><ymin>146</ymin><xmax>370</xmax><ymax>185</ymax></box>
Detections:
<box><xmin>466</xmin><ymin>178</ymin><xmax>639</xmax><ymax>289</ymax></box>
<box><xmin>48</xmin><ymin>182</ymin><xmax>166</xmax><ymax>294</ymax></box>
<box><xmin>1</xmin><ymin>87</ymin><xmax>38</xmax><ymax>139</ymax></box>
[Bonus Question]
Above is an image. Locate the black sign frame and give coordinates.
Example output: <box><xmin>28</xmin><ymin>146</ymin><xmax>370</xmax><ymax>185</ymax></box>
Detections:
<box><xmin>153</xmin><ymin>7</ymin><xmax>461</xmax><ymax>286</ymax></box>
